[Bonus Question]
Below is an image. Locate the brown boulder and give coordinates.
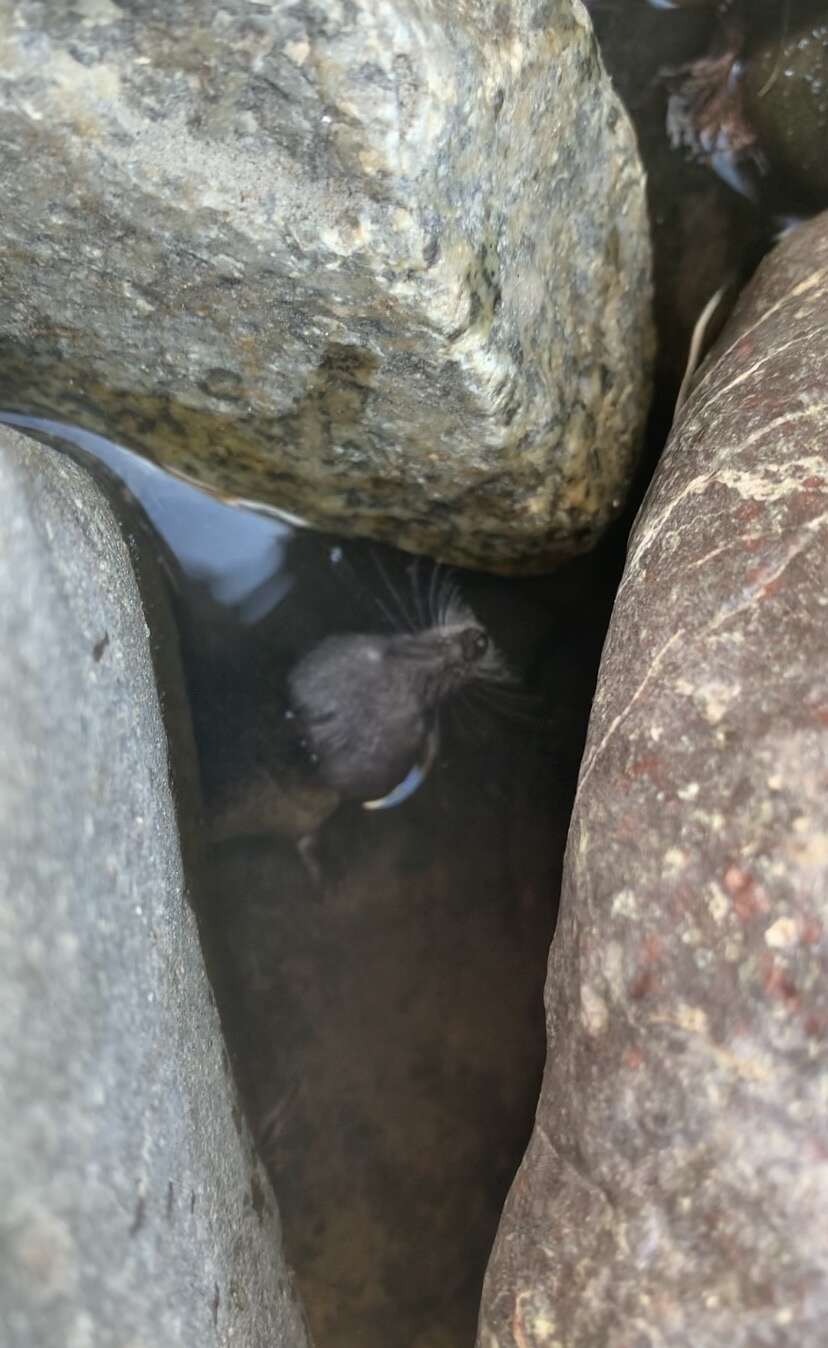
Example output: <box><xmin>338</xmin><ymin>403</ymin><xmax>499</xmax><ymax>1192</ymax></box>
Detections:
<box><xmin>479</xmin><ymin>212</ymin><xmax>828</xmax><ymax>1346</ymax></box>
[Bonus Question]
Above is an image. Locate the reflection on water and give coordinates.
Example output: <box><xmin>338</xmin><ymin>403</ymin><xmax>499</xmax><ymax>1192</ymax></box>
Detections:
<box><xmin>0</xmin><ymin>412</ymin><xmax>295</xmax><ymax>621</ymax></box>
<box><xmin>1</xmin><ymin>414</ymin><xmax>617</xmax><ymax>1348</ymax></box>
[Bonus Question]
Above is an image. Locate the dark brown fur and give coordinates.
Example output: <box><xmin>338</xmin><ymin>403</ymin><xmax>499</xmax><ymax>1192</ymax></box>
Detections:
<box><xmin>288</xmin><ymin>621</ymin><xmax>496</xmax><ymax>802</ymax></box>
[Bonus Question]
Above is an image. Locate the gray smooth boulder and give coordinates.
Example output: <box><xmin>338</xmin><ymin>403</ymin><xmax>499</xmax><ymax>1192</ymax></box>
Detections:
<box><xmin>0</xmin><ymin>0</ymin><xmax>652</xmax><ymax>574</ymax></box>
<box><xmin>0</xmin><ymin>430</ymin><xmax>310</xmax><ymax>1348</ymax></box>
<box><xmin>478</xmin><ymin>213</ymin><xmax>828</xmax><ymax>1344</ymax></box>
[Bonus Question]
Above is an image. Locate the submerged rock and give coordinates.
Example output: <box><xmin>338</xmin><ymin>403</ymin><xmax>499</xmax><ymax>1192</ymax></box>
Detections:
<box><xmin>744</xmin><ymin>9</ymin><xmax>828</xmax><ymax>207</ymax></box>
<box><xmin>0</xmin><ymin>0</ymin><xmax>652</xmax><ymax>573</ymax></box>
<box><xmin>478</xmin><ymin>212</ymin><xmax>828</xmax><ymax>1345</ymax></box>
<box><xmin>588</xmin><ymin>0</ymin><xmax>767</xmax><ymax>437</ymax></box>
<box><xmin>661</xmin><ymin>0</ymin><xmax>828</xmax><ymax>212</ymax></box>
<box><xmin>0</xmin><ymin>429</ymin><xmax>309</xmax><ymax>1348</ymax></box>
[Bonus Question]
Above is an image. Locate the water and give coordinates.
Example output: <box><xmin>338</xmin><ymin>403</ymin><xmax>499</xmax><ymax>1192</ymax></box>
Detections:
<box><xmin>0</xmin><ymin>412</ymin><xmax>295</xmax><ymax>619</ymax></box>
<box><xmin>0</xmin><ymin>413</ymin><xmax>617</xmax><ymax>1348</ymax></box>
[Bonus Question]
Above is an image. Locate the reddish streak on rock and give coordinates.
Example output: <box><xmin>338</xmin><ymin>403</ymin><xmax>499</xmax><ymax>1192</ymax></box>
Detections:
<box><xmin>615</xmin><ymin>810</ymin><xmax>642</xmax><ymax>839</ymax></box>
<box><xmin>622</xmin><ymin>1045</ymin><xmax>644</xmax><ymax>1069</ymax></box>
<box><xmin>670</xmin><ymin>884</ymin><xmax>697</xmax><ymax>919</ymax></box>
<box><xmin>789</xmin><ymin>490</ymin><xmax>826</xmax><ymax>520</ymax></box>
<box><xmin>628</xmin><ymin>753</ymin><xmax>667</xmax><ymax>786</ymax></box>
<box><xmin>644</xmin><ymin>933</ymin><xmax>664</xmax><ymax>963</ymax></box>
<box><xmin>800</xmin><ymin>915</ymin><xmax>824</xmax><ymax>945</ymax></box>
<box><xmin>804</xmin><ymin>1013</ymin><xmax>827</xmax><ymax>1040</ymax></box>
<box><xmin>760</xmin><ymin>575</ymin><xmax>785</xmax><ymax>600</ymax></box>
<box><xmin>756</xmin><ymin>396</ymin><xmax>791</xmax><ymax>417</ymax></box>
<box><xmin>629</xmin><ymin>966</ymin><xmax>657</xmax><ymax>1001</ymax></box>
<box><xmin>622</xmin><ymin>934</ymin><xmax>660</xmax><ymax>999</ymax></box>
<box><xmin>735</xmin><ymin>501</ymin><xmax>763</xmax><ymax>525</ymax></box>
<box><xmin>723</xmin><ymin>865</ymin><xmax>768</xmax><ymax>920</ymax></box>
<box><xmin>802</xmin><ymin>476</ymin><xmax>825</xmax><ymax>490</ymax></box>
<box><xmin>761</xmin><ymin>954</ymin><xmax>800</xmax><ymax>1011</ymax></box>
<box><xmin>743</xmin><ymin>563</ymin><xmax>762</xmax><ymax>585</ymax></box>
<box><xmin>812</xmin><ymin>706</ymin><xmax>828</xmax><ymax>727</ymax></box>
<box><xmin>511</xmin><ymin>1300</ymin><xmax>532</xmax><ymax>1348</ymax></box>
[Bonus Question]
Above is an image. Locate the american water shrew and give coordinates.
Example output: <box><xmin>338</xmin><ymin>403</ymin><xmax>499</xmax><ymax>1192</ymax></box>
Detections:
<box><xmin>209</xmin><ymin>599</ymin><xmax>505</xmax><ymax>882</ymax></box>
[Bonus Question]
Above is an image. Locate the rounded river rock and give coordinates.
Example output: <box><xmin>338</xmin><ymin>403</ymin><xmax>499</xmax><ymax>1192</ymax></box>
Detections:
<box><xmin>0</xmin><ymin>0</ymin><xmax>652</xmax><ymax>573</ymax></box>
<box><xmin>478</xmin><ymin>213</ymin><xmax>828</xmax><ymax>1345</ymax></box>
<box><xmin>0</xmin><ymin>429</ymin><xmax>310</xmax><ymax>1348</ymax></box>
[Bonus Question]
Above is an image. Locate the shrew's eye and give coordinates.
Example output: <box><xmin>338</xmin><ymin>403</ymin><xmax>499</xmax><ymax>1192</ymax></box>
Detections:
<box><xmin>462</xmin><ymin>628</ymin><xmax>489</xmax><ymax>661</ymax></box>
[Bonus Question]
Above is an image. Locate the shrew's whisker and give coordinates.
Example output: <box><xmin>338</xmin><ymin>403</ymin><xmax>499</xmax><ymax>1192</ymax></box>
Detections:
<box><xmin>407</xmin><ymin>556</ymin><xmax>429</xmax><ymax>629</ymax></box>
<box><xmin>427</xmin><ymin>559</ymin><xmax>444</xmax><ymax>629</ymax></box>
<box><xmin>465</xmin><ymin>681</ymin><xmax>548</xmax><ymax>729</ymax></box>
<box><xmin>370</xmin><ymin>546</ymin><xmax>418</xmax><ymax>633</ymax></box>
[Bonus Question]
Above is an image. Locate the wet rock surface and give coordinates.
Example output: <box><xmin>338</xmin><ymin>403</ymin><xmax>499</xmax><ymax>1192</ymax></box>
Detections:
<box><xmin>0</xmin><ymin>0</ymin><xmax>652</xmax><ymax>573</ymax></box>
<box><xmin>0</xmin><ymin>429</ymin><xmax>309</xmax><ymax>1348</ymax></box>
<box><xmin>643</xmin><ymin>0</ymin><xmax>828</xmax><ymax>219</ymax></box>
<box><xmin>478</xmin><ymin>213</ymin><xmax>828</xmax><ymax>1346</ymax></box>
<box><xmin>744</xmin><ymin>6</ymin><xmax>828</xmax><ymax>208</ymax></box>
<box><xmin>588</xmin><ymin>0</ymin><xmax>769</xmax><ymax>442</ymax></box>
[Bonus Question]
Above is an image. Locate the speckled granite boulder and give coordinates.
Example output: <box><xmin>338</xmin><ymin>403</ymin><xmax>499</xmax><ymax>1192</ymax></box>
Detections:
<box><xmin>0</xmin><ymin>430</ymin><xmax>309</xmax><ymax>1348</ymax></box>
<box><xmin>478</xmin><ymin>213</ymin><xmax>828</xmax><ymax>1345</ymax></box>
<box><xmin>0</xmin><ymin>0</ymin><xmax>652</xmax><ymax>574</ymax></box>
